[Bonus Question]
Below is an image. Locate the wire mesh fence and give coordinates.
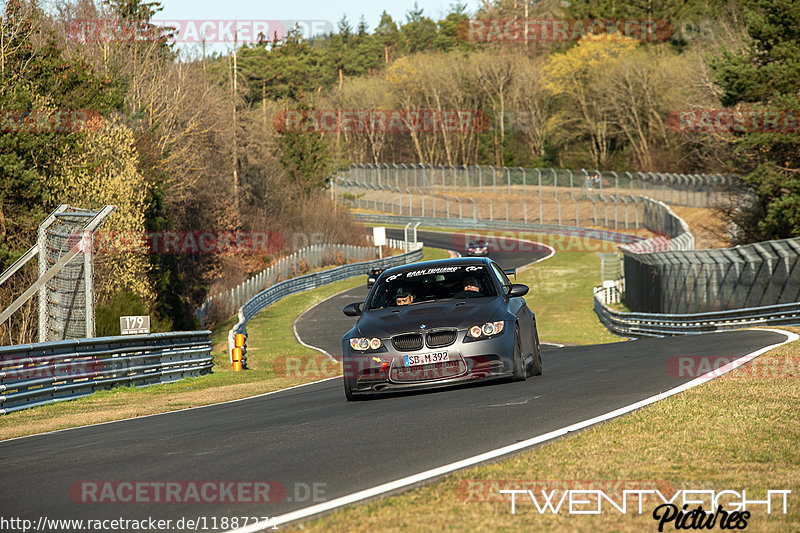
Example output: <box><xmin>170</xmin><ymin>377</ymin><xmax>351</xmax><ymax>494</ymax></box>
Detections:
<box><xmin>339</xmin><ymin>164</ymin><xmax>735</xmax><ymax>230</ymax></box>
<box><xmin>343</xmin><ymin>163</ymin><xmax>733</xmax><ymax>208</ymax></box>
<box><xmin>0</xmin><ymin>205</ymin><xmax>114</xmax><ymax>343</ymax></box>
<box><xmin>40</xmin><ymin>211</ymin><xmax>93</xmax><ymax>340</ymax></box>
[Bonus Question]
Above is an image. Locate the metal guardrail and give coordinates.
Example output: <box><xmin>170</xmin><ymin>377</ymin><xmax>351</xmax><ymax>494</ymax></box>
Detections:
<box><xmin>0</xmin><ymin>331</ymin><xmax>213</xmax><ymax>414</ymax></box>
<box><xmin>197</xmin><ymin>243</ymin><xmax>391</xmax><ymax>325</ymax></box>
<box><xmin>594</xmin><ymin>295</ymin><xmax>800</xmax><ymax>338</ymax></box>
<box><xmin>227</xmin><ymin>244</ymin><xmax>424</xmax><ymax>360</ymax></box>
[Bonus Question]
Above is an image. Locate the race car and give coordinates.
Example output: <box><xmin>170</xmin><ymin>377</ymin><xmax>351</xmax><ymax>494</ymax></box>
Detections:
<box><xmin>367</xmin><ymin>267</ymin><xmax>386</xmax><ymax>287</ymax></box>
<box><xmin>466</xmin><ymin>239</ymin><xmax>489</xmax><ymax>256</ymax></box>
<box><xmin>341</xmin><ymin>257</ymin><xmax>542</xmax><ymax>400</ymax></box>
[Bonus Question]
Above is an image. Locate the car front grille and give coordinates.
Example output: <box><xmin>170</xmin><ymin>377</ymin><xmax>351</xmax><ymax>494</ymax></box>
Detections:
<box><xmin>392</xmin><ymin>333</ymin><xmax>424</xmax><ymax>351</ymax></box>
<box><xmin>426</xmin><ymin>330</ymin><xmax>457</xmax><ymax>348</ymax></box>
<box><xmin>391</xmin><ymin>360</ymin><xmax>465</xmax><ymax>382</ymax></box>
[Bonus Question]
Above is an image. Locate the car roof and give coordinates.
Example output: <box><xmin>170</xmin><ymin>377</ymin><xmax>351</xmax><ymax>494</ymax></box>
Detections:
<box><xmin>381</xmin><ymin>257</ymin><xmax>492</xmax><ymax>277</ymax></box>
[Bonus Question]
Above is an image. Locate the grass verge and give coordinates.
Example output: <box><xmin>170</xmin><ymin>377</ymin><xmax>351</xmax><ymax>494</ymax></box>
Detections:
<box><xmin>518</xmin><ymin>250</ymin><xmax>620</xmax><ymax>345</ymax></box>
<box><xmin>291</xmin><ymin>327</ymin><xmax>800</xmax><ymax>532</ymax></box>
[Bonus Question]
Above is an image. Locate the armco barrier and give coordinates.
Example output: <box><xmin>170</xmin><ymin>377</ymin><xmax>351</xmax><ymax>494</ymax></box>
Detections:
<box><xmin>227</xmin><ymin>244</ymin><xmax>424</xmax><ymax>360</ymax></box>
<box><xmin>0</xmin><ymin>331</ymin><xmax>213</xmax><ymax>414</ymax></box>
<box><xmin>594</xmin><ymin>295</ymin><xmax>800</xmax><ymax>337</ymax></box>
<box><xmin>198</xmin><ymin>243</ymin><xmax>388</xmax><ymax>324</ymax></box>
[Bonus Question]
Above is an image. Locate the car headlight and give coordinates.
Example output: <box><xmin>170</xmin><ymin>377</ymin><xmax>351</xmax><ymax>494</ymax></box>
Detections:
<box><xmin>350</xmin><ymin>337</ymin><xmax>383</xmax><ymax>351</ymax></box>
<box><xmin>467</xmin><ymin>321</ymin><xmax>505</xmax><ymax>338</ymax></box>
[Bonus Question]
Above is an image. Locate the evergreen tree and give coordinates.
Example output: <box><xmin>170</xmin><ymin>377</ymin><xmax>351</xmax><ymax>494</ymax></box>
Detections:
<box><xmin>709</xmin><ymin>0</ymin><xmax>800</xmax><ymax>242</ymax></box>
<box><xmin>401</xmin><ymin>4</ymin><xmax>438</xmax><ymax>53</ymax></box>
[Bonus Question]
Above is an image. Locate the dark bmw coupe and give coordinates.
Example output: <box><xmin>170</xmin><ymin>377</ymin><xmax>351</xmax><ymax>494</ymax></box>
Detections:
<box><xmin>341</xmin><ymin>257</ymin><xmax>542</xmax><ymax>400</ymax></box>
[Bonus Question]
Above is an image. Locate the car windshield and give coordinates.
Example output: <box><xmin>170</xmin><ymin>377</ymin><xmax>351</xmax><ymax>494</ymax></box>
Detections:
<box><xmin>367</xmin><ymin>265</ymin><xmax>497</xmax><ymax>310</ymax></box>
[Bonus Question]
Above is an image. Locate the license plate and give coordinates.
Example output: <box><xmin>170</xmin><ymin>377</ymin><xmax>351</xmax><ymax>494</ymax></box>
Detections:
<box><xmin>403</xmin><ymin>351</ymin><xmax>449</xmax><ymax>367</ymax></box>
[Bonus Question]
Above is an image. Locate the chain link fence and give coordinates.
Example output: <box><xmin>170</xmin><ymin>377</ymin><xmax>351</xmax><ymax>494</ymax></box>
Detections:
<box><xmin>339</xmin><ymin>163</ymin><xmax>734</xmax><ymax>230</ymax></box>
<box><xmin>1</xmin><ymin>205</ymin><xmax>115</xmax><ymax>344</ymax></box>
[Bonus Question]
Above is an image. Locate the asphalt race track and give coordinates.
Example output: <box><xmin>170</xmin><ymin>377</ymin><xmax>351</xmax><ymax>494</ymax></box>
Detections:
<box><xmin>0</xmin><ymin>232</ymin><xmax>792</xmax><ymax>531</ymax></box>
<box><xmin>0</xmin><ymin>331</ymin><xmax>789</xmax><ymax>530</ymax></box>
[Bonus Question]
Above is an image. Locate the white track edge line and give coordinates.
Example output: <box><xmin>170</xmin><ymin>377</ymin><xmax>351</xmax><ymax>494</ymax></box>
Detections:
<box><xmin>226</xmin><ymin>327</ymin><xmax>798</xmax><ymax>533</ymax></box>
<box><xmin>291</xmin><ymin>288</ymin><xmax>355</xmax><ymax>363</ymax></box>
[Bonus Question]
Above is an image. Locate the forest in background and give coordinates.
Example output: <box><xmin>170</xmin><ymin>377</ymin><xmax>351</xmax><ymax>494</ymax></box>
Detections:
<box><xmin>0</xmin><ymin>0</ymin><xmax>798</xmax><ymax>343</ymax></box>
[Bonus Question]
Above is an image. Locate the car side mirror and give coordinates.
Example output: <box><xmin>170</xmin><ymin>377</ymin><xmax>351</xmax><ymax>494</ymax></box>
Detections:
<box><xmin>343</xmin><ymin>302</ymin><xmax>363</xmax><ymax>316</ymax></box>
<box><xmin>508</xmin><ymin>284</ymin><xmax>529</xmax><ymax>298</ymax></box>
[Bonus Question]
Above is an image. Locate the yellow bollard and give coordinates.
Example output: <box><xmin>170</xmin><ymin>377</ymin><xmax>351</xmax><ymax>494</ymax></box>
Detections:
<box><xmin>232</xmin><ymin>347</ymin><xmax>242</xmax><ymax>371</ymax></box>
<box><xmin>235</xmin><ymin>333</ymin><xmax>245</xmax><ymax>348</ymax></box>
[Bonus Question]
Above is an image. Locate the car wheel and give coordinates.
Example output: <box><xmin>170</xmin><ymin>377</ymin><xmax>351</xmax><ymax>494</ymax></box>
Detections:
<box><xmin>530</xmin><ymin>326</ymin><xmax>543</xmax><ymax>376</ymax></box>
<box><xmin>512</xmin><ymin>324</ymin><xmax>526</xmax><ymax>382</ymax></box>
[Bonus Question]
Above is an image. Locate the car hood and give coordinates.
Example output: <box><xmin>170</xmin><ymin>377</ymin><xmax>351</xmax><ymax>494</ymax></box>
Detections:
<box><xmin>357</xmin><ymin>298</ymin><xmax>504</xmax><ymax>337</ymax></box>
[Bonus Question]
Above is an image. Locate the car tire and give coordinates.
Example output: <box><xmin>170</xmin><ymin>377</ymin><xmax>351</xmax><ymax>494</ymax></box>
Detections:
<box><xmin>530</xmin><ymin>326</ymin><xmax>543</xmax><ymax>376</ymax></box>
<box><xmin>512</xmin><ymin>324</ymin><xmax>526</xmax><ymax>382</ymax></box>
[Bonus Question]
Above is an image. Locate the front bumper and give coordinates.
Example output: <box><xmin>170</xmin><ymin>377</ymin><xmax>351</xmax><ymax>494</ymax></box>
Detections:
<box><xmin>342</xmin><ymin>327</ymin><xmax>514</xmax><ymax>394</ymax></box>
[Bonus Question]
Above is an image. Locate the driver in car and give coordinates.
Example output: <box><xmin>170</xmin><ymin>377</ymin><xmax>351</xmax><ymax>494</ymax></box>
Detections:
<box><xmin>395</xmin><ymin>290</ymin><xmax>415</xmax><ymax>306</ymax></box>
<box><xmin>454</xmin><ymin>275</ymin><xmax>483</xmax><ymax>298</ymax></box>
